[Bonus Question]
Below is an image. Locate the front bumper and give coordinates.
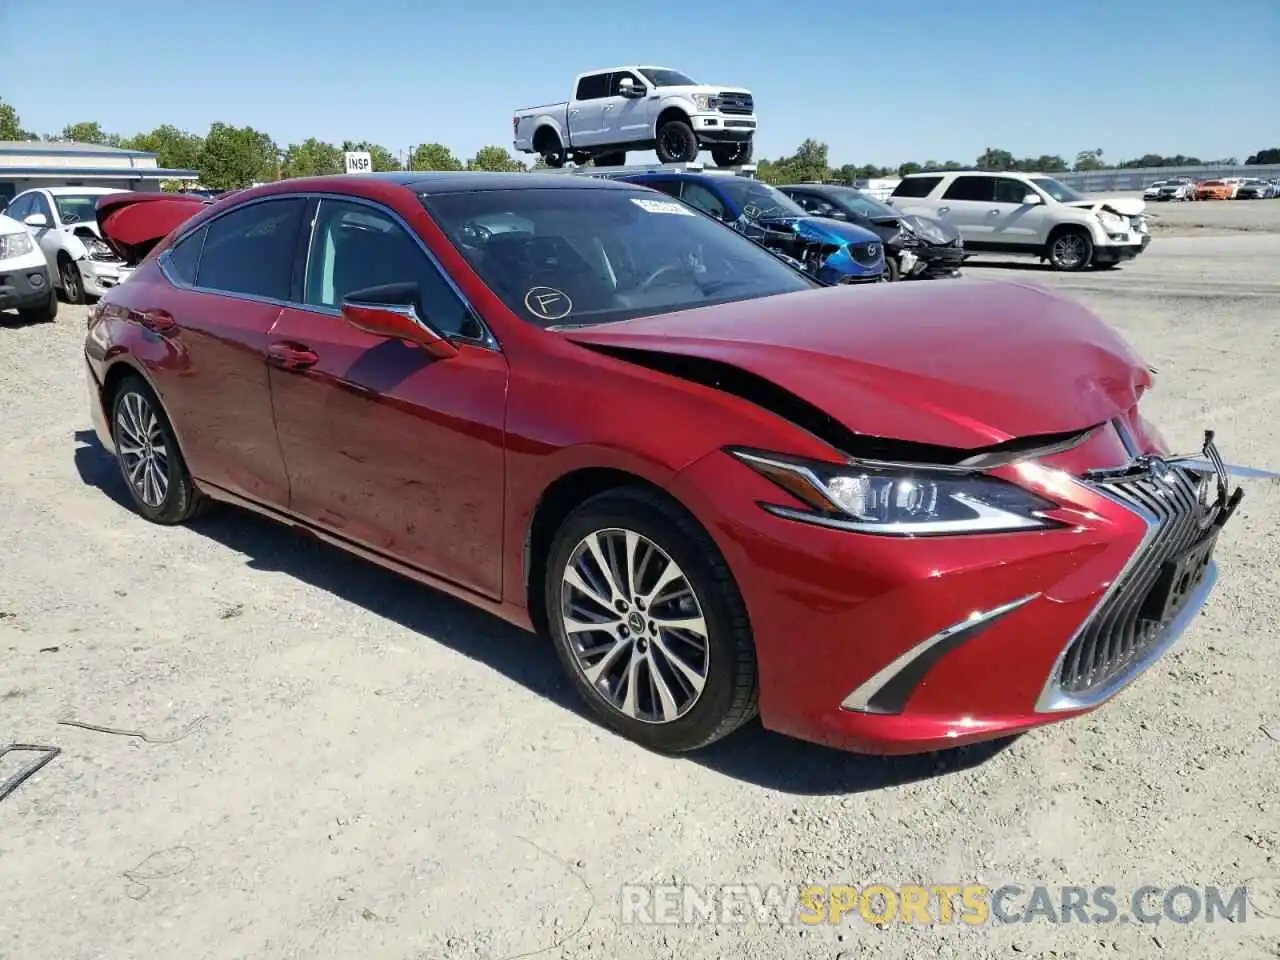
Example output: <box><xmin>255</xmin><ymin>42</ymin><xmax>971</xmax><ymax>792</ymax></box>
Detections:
<box><xmin>79</xmin><ymin>258</ymin><xmax>131</xmax><ymax>297</ymax></box>
<box><xmin>907</xmin><ymin>244</ymin><xmax>965</xmax><ymax>277</ymax></box>
<box><xmin>689</xmin><ymin>113</ymin><xmax>755</xmax><ymax>144</ymax></box>
<box><xmin>667</xmin><ymin>424</ymin><xmax>1239</xmax><ymax>754</ymax></box>
<box><xmin>1094</xmin><ymin>233</ymin><xmax>1150</xmax><ymax>263</ymax></box>
<box><xmin>0</xmin><ymin>263</ymin><xmax>53</xmax><ymax>310</ymax></box>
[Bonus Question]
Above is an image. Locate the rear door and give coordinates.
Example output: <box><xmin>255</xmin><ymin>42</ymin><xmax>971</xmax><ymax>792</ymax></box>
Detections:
<box><xmin>266</xmin><ymin>196</ymin><xmax>509</xmax><ymax>598</ymax></box>
<box><xmin>106</xmin><ymin>196</ymin><xmax>305</xmax><ymax>506</ymax></box>
<box><xmin>568</xmin><ymin>73</ymin><xmax>610</xmax><ymax>146</ymax></box>
<box><xmin>935</xmin><ymin>175</ymin><xmax>997</xmax><ymax>244</ymax></box>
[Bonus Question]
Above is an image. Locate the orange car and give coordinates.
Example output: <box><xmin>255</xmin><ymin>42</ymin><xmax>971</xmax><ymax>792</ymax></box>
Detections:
<box><xmin>1195</xmin><ymin>179</ymin><xmax>1234</xmax><ymax>200</ymax></box>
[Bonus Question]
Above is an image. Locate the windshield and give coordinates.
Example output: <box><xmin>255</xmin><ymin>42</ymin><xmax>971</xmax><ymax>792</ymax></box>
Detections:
<box><xmin>827</xmin><ymin>188</ymin><xmax>900</xmax><ymax>220</ymax></box>
<box><xmin>421</xmin><ymin>187</ymin><xmax>816</xmax><ymax>329</ymax></box>
<box><xmin>1027</xmin><ymin>177</ymin><xmax>1087</xmax><ymax>203</ymax></box>
<box><xmin>715</xmin><ymin>180</ymin><xmax>806</xmax><ymax>220</ymax></box>
<box><xmin>638</xmin><ymin>68</ymin><xmax>697</xmax><ymax>87</ymax></box>
<box><xmin>53</xmin><ymin>194</ymin><xmax>105</xmax><ymax>225</ymax></box>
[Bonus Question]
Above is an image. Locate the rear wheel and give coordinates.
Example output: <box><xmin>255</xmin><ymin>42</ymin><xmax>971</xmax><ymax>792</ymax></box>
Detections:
<box><xmin>111</xmin><ymin>375</ymin><xmax>204</xmax><ymax>525</ymax></box>
<box><xmin>655</xmin><ymin>119</ymin><xmax>699</xmax><ymax>164</ymax></box>
<box><xmin>544</xmin><ymin>487</ymin><xmax>757</xmax><ymax>753</ymax></box>
<box><xmin>535</xmin><ymin>129</ymin><xmax>566</xmax><ymax>168</ymax></box>
<box><xmin>59</xmin><ymin>256</ymin><xmax>86</xmax><ymax>304</ymax></box>
<box><xmin>18</xmin><ymin>289</ymin><xmax>57</xmax><ymax>322</ymax></box>
<box><xmin>1045</xmin><ymin>227</ymin><xmax>1093</xmax><ymax>271</ymax></box>
<box><xmin>710</xmin><ymin>141</ymin><xmax>754</xmax><ymax>167</ymax></box>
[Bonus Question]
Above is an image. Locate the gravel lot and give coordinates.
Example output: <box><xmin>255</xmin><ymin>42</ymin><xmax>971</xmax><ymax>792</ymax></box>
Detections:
<box><xmin>3</xmin><ymin>198</ymin><xmax>1278</xmax><ymax>960</ymax></box>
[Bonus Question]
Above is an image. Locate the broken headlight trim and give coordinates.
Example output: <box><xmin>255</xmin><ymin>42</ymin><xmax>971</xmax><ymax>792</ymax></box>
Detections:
<box><xmin>727</xmin><ymin>447</ymin><xmax>1063</xmax><ymax>536</ymax></box>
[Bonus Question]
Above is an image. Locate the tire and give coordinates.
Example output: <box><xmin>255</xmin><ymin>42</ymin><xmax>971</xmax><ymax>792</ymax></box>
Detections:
<box><xmin>18</xmin><ymin>289</ymin><xmax>57</xmax><ymax>322</ymax></box>
<box><xmin>710</xmin><ymin>141</ymin><xmax>754</xmax><ymax>167</ymax></box>
<box><xmin>59</xmin><ymin>256</ymin><xmax>87</xmax><ymax>304</ymax></box>
<box><xmin>882</xmin><ymin>256</ymin><xmax>902</xmax><ymax>282</ymax></box>
<box><xmin>655</xmin><ymin>119</ymin><xmax>699</xmax><ymax>164</ymax></box>
<box><xmin>1045</xmin><ymin>227</ymin><xmax>1093</xmax><ymax>271</ymax></box>
<box><xmin>593</xmin><ymin>152</ymin><xmax>626</xmax><ymax>167</ymax></box>
<box><xmin>544</xmin><ymin>487</ymin><xmax>758</xmax><ymax>753</ymax></box>
<box><xmin>535</xmin><ymin>129</ymin><xmax>566</xmax><ymax>168</ymax></box>
<box><xmin>110</xmin><ymin>375</ymin><xmax>204</xmax><ymax>525</ymax></box>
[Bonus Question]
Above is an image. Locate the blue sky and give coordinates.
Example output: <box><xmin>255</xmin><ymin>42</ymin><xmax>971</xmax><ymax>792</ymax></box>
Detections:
<box><xmin>2</xmin><ymin>0</ymin><xmax>1277</xmax><ymax>168</ymax></box>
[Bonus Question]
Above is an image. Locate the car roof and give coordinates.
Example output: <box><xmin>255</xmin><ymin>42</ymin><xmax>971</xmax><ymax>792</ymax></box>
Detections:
<box><xmin>621</xmin><ymin>171</ymin><xmax>739</xmax><ymax>188</ymax></box>
<box><xmin>778</xmin><ymin>183</ymin><xmax>858</xmax><ymax>196</ymax></box>
<box><xmin>255</xmin><ymin>171</ymin><xmax>639</xmax><ymax>194</ymax></box>
<box><xmin>42</xmin><ymin>186</ymin><xmax>125</xmax><ymax>196</ymax></box>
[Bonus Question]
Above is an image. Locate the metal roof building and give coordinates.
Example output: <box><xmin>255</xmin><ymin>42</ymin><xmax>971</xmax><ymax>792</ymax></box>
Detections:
<box><xmin>0</xmin><ymin>141</ymin><xmax>199</xmax><ymax>204</ymax></box>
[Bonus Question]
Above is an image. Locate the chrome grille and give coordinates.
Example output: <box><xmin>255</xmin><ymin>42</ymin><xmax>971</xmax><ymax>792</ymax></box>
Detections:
<box><xmin>1058</xmin><ymin>465</ymin><xmax>1213</xmax><ymax>695</ymax></box>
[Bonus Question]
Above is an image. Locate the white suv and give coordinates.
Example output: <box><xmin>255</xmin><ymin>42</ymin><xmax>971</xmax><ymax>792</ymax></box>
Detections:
<box><xmin>0</xmin><ymin>211</ymin><xmax>57</xmax><ymax>321</ymax></box>
<box><xmin>888</xmin><ymin>171</ymin><xmax>1150</xmax><ymax>271</ymax></box>
<box><xmin>5</xmin><ymin>186</ymin><xmax>133</xmax><ymax>302</ymax></box>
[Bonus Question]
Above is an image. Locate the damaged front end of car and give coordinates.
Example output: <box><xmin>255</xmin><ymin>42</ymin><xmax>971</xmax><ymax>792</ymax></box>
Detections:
<box><xmin>734</xmin><ymin>215</ymin><xmax>886</xmax><ymax>285</ymax></box>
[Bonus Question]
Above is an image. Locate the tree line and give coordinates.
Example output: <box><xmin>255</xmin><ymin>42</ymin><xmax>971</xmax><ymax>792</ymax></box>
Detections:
<box><xmin>2</xmin><ymin>99</ymin><xmax>1276</xmax><ymax>192</ymax></box>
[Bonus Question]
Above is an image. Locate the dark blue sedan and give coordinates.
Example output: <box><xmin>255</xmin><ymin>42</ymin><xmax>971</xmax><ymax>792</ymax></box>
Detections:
<box><xmin>616</xmin><ymin>172</ymin><xmax>886</xmax><ymax>284</ymax></box>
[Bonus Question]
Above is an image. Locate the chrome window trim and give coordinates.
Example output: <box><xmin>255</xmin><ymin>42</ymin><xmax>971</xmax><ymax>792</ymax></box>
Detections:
<box><xmin>155</xmin><ymin>191</ymin><xmax>500</xmax><ymax>353</ymax></box>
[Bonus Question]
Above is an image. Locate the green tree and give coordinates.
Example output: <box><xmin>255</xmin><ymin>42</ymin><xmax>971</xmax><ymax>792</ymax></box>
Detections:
<box><xmin>341</xmin><ymin>140</ymin><xmax>400</xmax><ymax>171</ymax></box>
<box><xmin>60</xmin><ymin>121</ymin><xmax>116</xmax><ymax>144</ymax></box>
<box><xmin>897</xmin><ymin>161</ymin><xmax>923</xmax><ymax>177</ymax></box>
<box><xmin>976</xmin><ymin>148</ymin><xmax>1016</xmax><ymax>171</ymax></box>
<box><xmin>280</xmin><ymin>138</ymin><xmax>344</xmax><ymax>178</ymax></box>
<box><xmin>1246</xmin><ymin>148</ymin><xmax>1280</xmax><ymax>165</ymax></box>
<box><xmin>468</xmin><ymin>145</ymin><xmax>524</xmax><ymax>172</ymax></box>
<box><xmin>408</xmin><ymin>142</ymin><xmax>462</xmax><ymax>171</ymax></box>
<box><xmin>1073</xmin><ymin>148</ymin><xmax>1105</xmax><ymax>172</ymax></box>
<box><xmin>0</xmin><ymin>99</ymin><xmax>34</xmax><ymax>140</ymax></box>
<box><xmin>199</xmin><ymin>122</ymin><xmax>279</xmax><ymax>189</ymax></box>
<box><xmin>122</xmin><ymin>125</ymin><xmax>205</xmax><ymax>171</ymax></box>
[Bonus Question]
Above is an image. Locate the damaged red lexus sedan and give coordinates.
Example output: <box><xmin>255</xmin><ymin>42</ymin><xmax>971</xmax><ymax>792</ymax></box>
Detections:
<box><xmin>86</xmin><ymin>174</ymin><xmax>1242</xmax><ymax>755</ymax></box>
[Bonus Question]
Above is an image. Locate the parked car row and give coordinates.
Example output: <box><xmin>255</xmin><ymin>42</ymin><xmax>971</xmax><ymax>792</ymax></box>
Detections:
<box><xmin>69</xmin><ymin>172</ymin><xmax>1241</xmax><ymax>759</ymax></box>
<box><xmin>1143</xmin><ymin>176</ymin><xmax>1280</xmax><ymax>201</ymax></box>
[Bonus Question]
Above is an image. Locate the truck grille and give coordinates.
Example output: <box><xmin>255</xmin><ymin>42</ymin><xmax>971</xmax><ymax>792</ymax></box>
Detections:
<box><xmin>715</xmin><ymin>92</ymin><xmax>754</xmax><ymax>115</ymax></box>
<box><xmin>1057</xmin><ymin>464</ymin><xmax>1213</xmax><ymax>696</ymax></box>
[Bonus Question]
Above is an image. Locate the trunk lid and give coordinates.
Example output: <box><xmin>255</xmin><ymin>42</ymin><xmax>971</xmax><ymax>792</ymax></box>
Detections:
<box><xmin>95</xmin><ymin>191</ymin><xmax>209</xmax><ymax>265</ymax></box>
<box><xmin>561</xmin><ymin>279</ymin><xmax>1151</xmax><ymax>450</ymax></box>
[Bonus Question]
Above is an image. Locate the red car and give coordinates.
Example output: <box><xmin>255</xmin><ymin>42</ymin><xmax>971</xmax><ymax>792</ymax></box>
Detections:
<box><xmin>86</xmin><ymin>174</ymin><xmax>1242</xmax><ymax>756</ymax></box>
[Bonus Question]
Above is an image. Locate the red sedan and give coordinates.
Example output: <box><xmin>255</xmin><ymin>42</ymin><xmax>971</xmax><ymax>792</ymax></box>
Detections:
<box><xmin>86</xmin><ymin>174</ymin><xmax>1242</xmax><ymax>755</ymax></box>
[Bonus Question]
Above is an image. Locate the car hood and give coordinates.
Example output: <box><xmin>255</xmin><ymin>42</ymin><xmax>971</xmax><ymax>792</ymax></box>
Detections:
<box><xmin>1061</xmin><ymin>196</ymin><xmax>1146</xmax><ymax>216</ymax></box>
<box><xmin>561</xmin><ymin>279</ymin><xmax>1151</xmax><ymax>451</ymax></box>
<box><xmin>754</xmin><ymin>215</ymin><xmax>880</xmax><ymax>246</ymax></box>
<box><xmin>95</xmin><ymin>191</ymin><xmax>209</xmax><ymax>264</ymax></box>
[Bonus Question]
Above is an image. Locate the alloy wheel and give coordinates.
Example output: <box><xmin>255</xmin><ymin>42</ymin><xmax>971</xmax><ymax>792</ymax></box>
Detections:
<box><xmin>559</xmin><ymin>527</ymin><xmax>710</xmax><ymax>724</ymax></box>
<box><xmin>116</xmin><ymin>391</ymin><xmax>170</xmax><ymax>508</ymax></box>
<box><xmin>61</xmin><ymin>262</ymin><xmax>82</xmax><ymax>302</ymax></box>
<box><xmin>1052</xmin><ymin>234</ymin><xmax>1087</xmax><ymax>269</ymax></box>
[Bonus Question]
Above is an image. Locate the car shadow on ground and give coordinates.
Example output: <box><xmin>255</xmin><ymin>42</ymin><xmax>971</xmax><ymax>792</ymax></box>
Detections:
<box><xmin>0</xmin><ymin>310</ymin><xmax>54</xmax><ymax>328</ymax></box>
<box><xmin>73</xmin><ymin>429</ymin><xmax>1015</xmax><ymax>796</ymax></box>
<box><xmin>962</xmin><ymin>258</ymin><xmax>1126</xmax><ymax>273</ymax></box>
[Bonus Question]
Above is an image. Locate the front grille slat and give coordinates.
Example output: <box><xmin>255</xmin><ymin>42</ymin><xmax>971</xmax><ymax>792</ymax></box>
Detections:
<box><xmin>1058</xmin><ymin>465</ymin><xmax>1212</xmax><ymax>696</ymax></box>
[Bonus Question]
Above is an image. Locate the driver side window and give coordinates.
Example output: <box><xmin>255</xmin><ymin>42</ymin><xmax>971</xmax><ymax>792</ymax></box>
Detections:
<box><xmin>305</xmin><ymin>199</ymin><xmax>482</xmax><ymax>340</ymax></box>
<box><xmin>679</xmin><ymin>182</ymin><xmax>728</xmax><ymax>221</ymax></box>
<box><xmin>993</xmin><ymin>179</ymin><xmax>1033</xmax><ymax>204</ymax></box>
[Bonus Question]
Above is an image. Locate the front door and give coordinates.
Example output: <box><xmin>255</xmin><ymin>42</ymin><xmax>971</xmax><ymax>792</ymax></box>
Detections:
<box><xmin>266</xmin><ymin>197</ymin><xmax>509</xmax><ymax>598</ymax></box>
<box><xmin>988</xmin><ymin>177</ymin><xmax>1054</xmax><ymax>247</ymax></box>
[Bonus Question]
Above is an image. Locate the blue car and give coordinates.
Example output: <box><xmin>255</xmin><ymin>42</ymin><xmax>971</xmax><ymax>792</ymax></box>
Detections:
<box><xmin>615</xmin><ymin>172</ymin><xmax>886</xmax><ymax>284</ymax></box>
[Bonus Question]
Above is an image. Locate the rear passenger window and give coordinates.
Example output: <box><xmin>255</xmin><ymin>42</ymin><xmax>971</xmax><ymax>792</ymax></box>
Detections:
<box><xmin>164</xmin><ymin>227</ymin><xmax>205</xmax><ymax>286</ymax></box>
<box><xmin>942</xmin><ymin>176</ymin><xmax>994</xmax><ymax>202</ymax></box>
<box><xmin>891</xmin><ymin>176</ymin><xmax>943</xmax><ymax>198</ymax></box>
<box><xmin>575</xmin><ymin>74</ymin><xmax>609</xmax><ymax>100</ymax></box>
<box><xmin>195</xmin><ymin>198</ymin><xmax>305</xmax><ymax>301</ymax></box>
<box><xmin>679</xmin><ymin>182</ymin><xmax>729</xmax><ymax>220</ymax></box>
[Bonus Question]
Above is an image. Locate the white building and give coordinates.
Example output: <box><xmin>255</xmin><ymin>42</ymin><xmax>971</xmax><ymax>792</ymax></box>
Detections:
<box><xmin>0</xmin><ymin>141</ymin><xmax>199</xmax><ymax>206</ymax></box>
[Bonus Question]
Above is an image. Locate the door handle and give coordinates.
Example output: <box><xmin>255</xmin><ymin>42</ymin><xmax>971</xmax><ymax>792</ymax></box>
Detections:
<box><xmin>138</xmin><ymin>308</ymin><xmax>176</xmax><ymax>333</ymax></box>
<box><xmin>988</xmin><ymin>209</ymin><xmax>1002</xmax><ymax>215</ymax></box>
<box><xmin>937</xmin><ymin>206</ymin><xmax>950</xmax><ymax>215</ymax></box>
<box><xmin>267</xmin><ymin>342</ymin><xmax>319</xmax><ymax>371</ymax></box>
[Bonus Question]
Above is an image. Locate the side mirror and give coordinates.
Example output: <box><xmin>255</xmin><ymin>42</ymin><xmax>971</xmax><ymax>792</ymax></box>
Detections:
<box><xmin>340</xmin><ymin>283</ymin><xmax>459</xmax><ymax>359</ymax></box>
<box><xmin>1021</xmin><ymin>193</ymin><xmax>1043</xmax><ymax>205</ymax></box>
<box><xmin>24</xmin><ymin>213</ymin><xmax>48</xmax><ymax>228</ymax></box>
<box><xmin>617</xmin><ymin>78</ymin><xmax>644</xmax><ymax>99</ymax></box>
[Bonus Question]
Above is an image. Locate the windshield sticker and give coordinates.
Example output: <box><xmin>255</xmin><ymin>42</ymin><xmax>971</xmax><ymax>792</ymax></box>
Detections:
<box><xmin>524</xmin><ymin>286</ymin><xmax>573</xmax><ymax>321</ymax></box>
<box><xmin>630</xmin><ymin>198</ymin><xmax>695</xmax><ymax>217</ymax></box>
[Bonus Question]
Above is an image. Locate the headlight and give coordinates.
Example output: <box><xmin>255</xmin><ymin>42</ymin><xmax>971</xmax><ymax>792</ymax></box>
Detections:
<box><xmin>1097</xmin><ymin>210</ymin><xmax>1124</xmax><ymax>227</ymax></box>
<box><xmin>0</xmin><ymin>231</ymin><xmax>34</xmax><ymax>259</ymax></box>
<box><xmin>728</xmin><ymin>448</ymin><xmax>1063</xmax><ymax>536</ymax></box>
<box><xmin>692</xmin><ymin>94</ymin><xmax>714</xmax><ymax>111</ymax></box>
<box><xmin>82</xmin><ymin>236</ymin><xmax>116</xmax><ymax>261</ymax></box>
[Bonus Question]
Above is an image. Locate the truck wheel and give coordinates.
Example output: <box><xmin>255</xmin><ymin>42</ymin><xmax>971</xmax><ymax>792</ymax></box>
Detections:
<box><xmin>656</xmin><ymin>120</ymin><xmax>699</xmax><ymax>164</ymax></box>
<box><xmin>535</xmin><ymin>129</ymin><xmax>566</xmax><ymax>168</ymax></box>
<box><xmin>594</xmin><ymin>152</ymin><xmax>626</xmax><ymax>167</ymax></box>
<box><xmin>570</xmin><ymin>152</ymin><xmax>590</xmax><ymax>166</ymax></box>
<box><xmin>1044</xmin><ymin>227</ymin><xmax>1093</xmax><ymax>271</ymax></box>
<box><xmin>710</xmin><ymin>142</ymin><xmax>753</xmax><ymax>167</ymax></box>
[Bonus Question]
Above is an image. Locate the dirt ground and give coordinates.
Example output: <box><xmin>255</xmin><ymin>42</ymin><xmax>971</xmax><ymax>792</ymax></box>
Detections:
<box><xmin>2</xmin><ymin>198</ymin><xmax>1278</xmax><ymax>960</ymax></box>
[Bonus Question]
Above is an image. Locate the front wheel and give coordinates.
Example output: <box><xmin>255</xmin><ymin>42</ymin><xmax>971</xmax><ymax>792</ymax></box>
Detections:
<box><xmin>1045</xmin><ymin>228</ymin><xmax>1093</xmax><ymax>271</ymax></box>
<box><xmin>710</xmin><ymin>141</ymin><xmax>754</xmax><ymax>167</ymax></box>
<box><xmin>59</xmin><ymin>257</ymin><xmax>87</xmax><ymax>304</ymax></box>
<box><xmin>655</xmin><ymin>119</ymin><xmax>699</xmax><ymax>164</ymax></box>
<box><xmin>19</xmin><ymin>289</ymin><xmax>58</xmax><ymax>322</ymax></box>
<box><xmin>111</xmin><ymin>375</ymin><xmax>204</xmax><ymax>524</ymax></box>
<box><xmin>544</xmin><ymin>488</ymin><xmax>758</xmax><ymax>753</ymax></box>
<box><xmin>882</xmin><ymin>256</ymin><xmax>902</xmax><ymax>282</ymax></box>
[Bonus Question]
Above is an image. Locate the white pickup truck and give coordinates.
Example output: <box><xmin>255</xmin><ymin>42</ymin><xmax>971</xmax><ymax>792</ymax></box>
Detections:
<box><xmin>513</xmin><ymin>65</ymin><xmax>756</xmax><ymax>169</ymax></box>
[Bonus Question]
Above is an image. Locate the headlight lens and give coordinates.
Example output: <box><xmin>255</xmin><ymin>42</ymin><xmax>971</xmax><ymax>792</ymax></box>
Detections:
<box><xmin>729</xmin><ymin>448</ymin><xmax>1062</xmax><ymax>536</ymax></box>
<box><xmin>1097</xmin><ymin>210</ymin><xmax>1124</xmax><ymax>227</ymax></box>
<box><xmin>0</xmin><ymin>231</ymin><xmax>34</xmax><ymax>259</ymax></box>
<box><xmin>692</xmin><ymin>94</ymin><xmax>713</xmax><ymax>111</ymax></box>
<box><xmin>82</xmin><ymin>236</ymin><xmax>116</xmax><ymax>260</ymax></box>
